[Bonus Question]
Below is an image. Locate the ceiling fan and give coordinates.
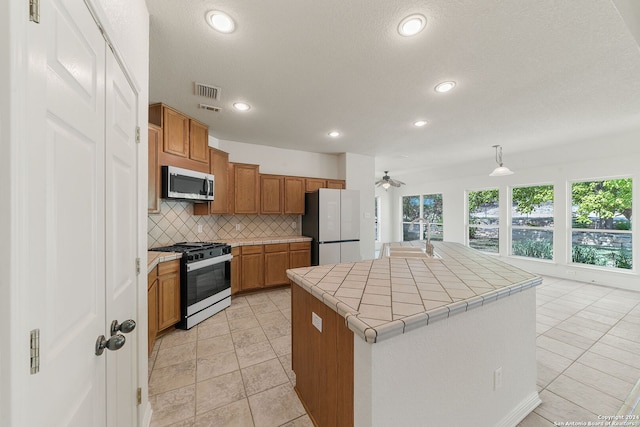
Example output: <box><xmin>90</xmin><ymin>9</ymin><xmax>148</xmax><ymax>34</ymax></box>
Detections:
<box><xmin>375</xmin><ymin>171</ymin><xmax>405</xmax><ymax>190</ymax></box>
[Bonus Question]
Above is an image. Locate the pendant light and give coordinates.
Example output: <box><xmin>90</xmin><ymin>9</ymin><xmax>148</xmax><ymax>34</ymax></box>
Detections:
<box><xmin>489</xmin><ymin>145</ymin><xmax>514</xmax><ymax>177</ymax></box>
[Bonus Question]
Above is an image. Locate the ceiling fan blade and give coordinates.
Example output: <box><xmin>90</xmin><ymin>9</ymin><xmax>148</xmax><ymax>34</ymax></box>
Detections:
<box><xmin>390</xmin><ymin>178</ymin><xmax>405</xmax><ymax>186</ymax></box>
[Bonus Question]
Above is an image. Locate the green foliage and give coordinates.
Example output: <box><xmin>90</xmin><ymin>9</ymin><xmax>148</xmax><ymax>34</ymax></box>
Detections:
<box><xmin>512</xmin><ymin>239</ymin><xmax>553</xmax><ymax>259</ymax></box>
<box><xmin>572</xmin><ymin>179</ymin><xmax>632</xmax><ymax>228</ymax></box>
<box><xmin>402</xmin><ymin>196</ymin><xmax>420</xmax><ymax>222</ymax></box>
<box><xmin>423</xmin><ymin>193</ymin><xmax>443</xmax><ymax>223</ymax></box>
<box><xmin>614</xmin><ymin>249</ymin><xmax>633</xmax><ymax>269</ymax></box>
<box><xmin>512</xmin><ymin>185</ymin><xmax>554</xmax><ymax>215</ymax></box>
<box><xmin>468</xmin><ymin>189</ymin><xmax>498</xmax><ymax>217</ymax></box>
<box><xmin>571</xmin><ymin>245</ymin><xmax>603</xmax><ymax>265</ymax></box>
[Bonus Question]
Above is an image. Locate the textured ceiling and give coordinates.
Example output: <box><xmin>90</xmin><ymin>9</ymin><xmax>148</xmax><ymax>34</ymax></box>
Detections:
<box><xmin>148</xmin><ymin>0</ymin><xmax>640</xmax><ymax>181</ymax></box>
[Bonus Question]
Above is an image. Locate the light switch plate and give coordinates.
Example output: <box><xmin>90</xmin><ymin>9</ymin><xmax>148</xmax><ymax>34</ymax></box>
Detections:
<box><xmin>312</xmin><ymin>312</ymin><xmax>322</xmax><ymax>332</ymax></box>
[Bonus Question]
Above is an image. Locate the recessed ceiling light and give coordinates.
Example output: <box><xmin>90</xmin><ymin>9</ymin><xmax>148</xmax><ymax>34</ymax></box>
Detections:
<box><xmin>398</xmin><ymin>14</ymin><xmax>426</xmax><ymax>37</ymax></box>
<box><xmin>206</xmin><ymin>10</ymin><xmax>235</xmax><ymax>33</ymax></box>
<box><xmin>328</xmin><ymin>131</ymin><xmax>341</xmax><ymax>138</ymax></box>
<box><xmin>413</xmin><ymin>120</ymin><xmax>428</xmax><ymax>127</ymax></box>
<box><xmin>233</xmin><ymin>102</ymin><xmax>250</xmax><ymax>111</ymax></box>
<box><xmin>435</xmin><ymin>81</ymin><xmax>456</xmax><ymax>93</ymax></box>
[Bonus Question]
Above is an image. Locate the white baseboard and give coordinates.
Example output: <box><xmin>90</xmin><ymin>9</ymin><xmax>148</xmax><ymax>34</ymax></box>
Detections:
<box><xmin>496</xmin><ymin>392</ymin><xmax>542</xmax><ymax>427</ymax></box>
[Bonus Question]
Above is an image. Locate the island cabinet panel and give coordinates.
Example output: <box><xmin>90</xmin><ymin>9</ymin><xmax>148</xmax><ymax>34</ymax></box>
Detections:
<box><xmin>264</xmin><ymin>244</ymin><xmax>290</xmax><ymax>286</ymax></box>
<box><xmin>157</xmin><ymin>260</ymin><xmax>181</xmax><ymax>331</ymax></box>
<box><xmin>284</xmin><ymin>177</ymin><xmax>305</xmax><ymax>214</ymax></box>
<box><xmin>188</xmin><ymin>119</ymin><xmax>210</xmax><ymax>164</ymax></box>
<box><xmin>231</xmin><ymin>163</ymin><xmax>260</xmax><ymax>214</ymax></box>
<box><xmin>147</xmin><ymin>268</ymin><xmax>159</xmax><ymax>357</ymax></box>
<box><xmin>260</xmin><ymin>174</ymin><xmax>284</xmax><ymax>214</ymax></box>
<box><xmin>292</xmin><ymin>284</ymin><xmax>354</xmax><ymax>427</ymax></box>
<box><xmin>148</xmin><ymin>124</ymin><xmax>161</xmax><ymax>213</ymax></box>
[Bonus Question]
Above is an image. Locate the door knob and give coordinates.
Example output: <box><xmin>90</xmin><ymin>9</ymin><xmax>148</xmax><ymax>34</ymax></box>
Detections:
<box><xmin>95</xmin><ymin>333</ymin><xmax>126</xmax><ymax>355</ymax></box>
<box><xmin>110</xmin><ymin>319</ymin><xmax>136</xmax><ymax>336</ymax></box>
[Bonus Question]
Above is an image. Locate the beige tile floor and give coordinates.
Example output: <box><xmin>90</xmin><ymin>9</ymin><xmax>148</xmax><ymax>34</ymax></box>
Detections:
<box><xmin>148</xmin><ymin>276</ymin><xmax>640</xmax><ymax>427</ymax></box>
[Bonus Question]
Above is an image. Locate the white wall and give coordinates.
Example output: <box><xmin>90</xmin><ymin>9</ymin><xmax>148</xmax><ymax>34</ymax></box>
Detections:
<box><xmin>387</xmin><ymin>139</ymin><xmax>640</xmax><ymax>291</ymax></box>
<box><xmin>219</xmin><ymin>139</ymin><xmax>340</xmax><ymax>178</ymax></box>
<box><xmin>341</xmin><ymin>153</ymin><xmax>376</xmax><ymax>261</ymax></box>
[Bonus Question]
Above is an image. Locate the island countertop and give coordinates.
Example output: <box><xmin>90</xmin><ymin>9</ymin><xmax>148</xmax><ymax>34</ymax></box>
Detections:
<box><xmin>286</xmin><ymin>241</ymin><xmax>542</xmax><ymax>343</ymax></box>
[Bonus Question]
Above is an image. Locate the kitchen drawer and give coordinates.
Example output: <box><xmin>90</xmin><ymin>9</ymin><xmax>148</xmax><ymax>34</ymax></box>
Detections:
<box><xmin>241</xmin><ymin>245</ymin><xmax>264</xmax><ymax>255</ymax></box>
<box><xmin>264</xmin><ymin>243</ymin><xmax>289</xmax><ymax>253</ymax></box>
<box><xmin>289</xmin><ymin>241</ymin><xmax>310</xmax><ymax>251</ymax></box>
<box><xmin>158</xmin><ymin>259</ymin><xmax>180</xmax><ymax>276</ymax></box>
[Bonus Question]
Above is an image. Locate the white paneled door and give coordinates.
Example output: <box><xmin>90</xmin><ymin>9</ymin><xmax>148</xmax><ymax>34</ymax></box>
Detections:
<box><xmin>23</xmin><ymin>0</ymin><xmax>139</xmax><ymax>424</ymax></box>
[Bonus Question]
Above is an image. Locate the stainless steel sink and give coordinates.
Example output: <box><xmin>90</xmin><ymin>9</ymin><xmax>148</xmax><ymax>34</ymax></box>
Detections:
<box><xmin>386</xmin><ymin>246</ymin><xmax>440</xmax><ymax>259</ymax></box>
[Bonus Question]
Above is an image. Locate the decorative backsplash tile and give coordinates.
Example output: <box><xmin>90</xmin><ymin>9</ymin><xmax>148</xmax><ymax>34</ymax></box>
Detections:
<box><xmin>148</xmin><ymin>200</ymin><xmax>301</xmax><ymax>248</ymax></box>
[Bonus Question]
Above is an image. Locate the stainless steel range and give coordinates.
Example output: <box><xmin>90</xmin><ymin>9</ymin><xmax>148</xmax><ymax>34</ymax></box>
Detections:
<box><xmin>150</xmin><ymin>242</ymin><xmax>232</xmax><ymax>329</ymax></box>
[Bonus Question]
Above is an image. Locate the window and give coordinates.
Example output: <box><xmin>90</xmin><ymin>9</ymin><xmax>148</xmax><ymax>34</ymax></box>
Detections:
<box><xmin>571</xmin><ymin>178</ymin><xmax>632</xmax><ymax>269</ymax></box>
<box><xmin>402</xmin><ymin>194</ymin><xmax>443</xmax><ymax>241</ymax></box>
<box><xmin>511</xmin><ymin>185</ymin><xmax>554</xmax><ymax>260</ymax></box>
<box><xmin>468</xmin><ymin>189</ymin><xmax>499</xmax><ymax>253</ymax></box>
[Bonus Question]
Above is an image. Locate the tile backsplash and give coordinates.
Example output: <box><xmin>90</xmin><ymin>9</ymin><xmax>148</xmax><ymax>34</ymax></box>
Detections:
<box><xmin>148</xmin><ymin>201</ymin><xmax>301</xmax><ymax>248</ymax></box>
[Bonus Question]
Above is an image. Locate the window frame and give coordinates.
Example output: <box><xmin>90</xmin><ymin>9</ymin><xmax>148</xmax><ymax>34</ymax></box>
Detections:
<box><xmin>466</xmin><ymin>188</ymin><xmax>500</xmax><ymax>254</ymax></box>
<box><xmin>401</xmin><ymin>193</ymin><xmax>443</xmax><ymax>242</ymax></box>
<box><xmin>568</xmin><ymin>176</ymin><xmax>634</xmax><ymax>271</ymax></box>
<box><xmin>508</xmin><ymin>184</ymin><xmax>555</xmax><ymax>262</ymax></box>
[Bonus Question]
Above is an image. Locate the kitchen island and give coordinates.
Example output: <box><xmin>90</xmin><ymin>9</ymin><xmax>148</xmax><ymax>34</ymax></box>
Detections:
<box><xmin>287</xmin><ymin>241</ymin><xmax>542</xmax><ymax>427</ymax></box>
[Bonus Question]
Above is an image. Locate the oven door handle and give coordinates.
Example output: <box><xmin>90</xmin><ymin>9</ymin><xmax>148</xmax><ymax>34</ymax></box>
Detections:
<box><xmin>186</xmin><ymin>253</ymin><xmax>233</xmax><ymax>272</ymax></box>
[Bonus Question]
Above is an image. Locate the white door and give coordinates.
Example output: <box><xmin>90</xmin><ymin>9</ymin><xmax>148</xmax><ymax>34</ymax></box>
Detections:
<box><xmin>105</xmin><ymin>50</ymin><xmax>139</xmax><ymax>426</ymax></box>
<box><xmin>22</xmin><ymin>0</ymin><xmax>138</xmax><ymax>424</ymax></box>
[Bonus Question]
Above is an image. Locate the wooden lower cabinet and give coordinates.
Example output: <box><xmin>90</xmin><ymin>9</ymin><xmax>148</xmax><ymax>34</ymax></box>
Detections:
<box><xmin>232</xmin><ymin>241</ymin><xmax>311</xmax><ymax>294</ymax></box>
<box><xmin>156</xmin><ymin>259</ymin><xmax>181</xmax><ymax>331</ymax></box>
<box><xmin>292</xmin><ymin>283</ymin><xmax>354</xmax><ymax>426</ymax></box>
<box><xmin>147</xmin><ymin>269</ymin><xmax>159</xmax><ymax>356</ymax></box>
<box><xmin>264</xmin><ymin>244</ymin><xmax>289</xmax><ymax>286</ymax></box>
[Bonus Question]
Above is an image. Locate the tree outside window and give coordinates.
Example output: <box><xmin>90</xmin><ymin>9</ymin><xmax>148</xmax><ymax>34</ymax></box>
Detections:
<box><xmin>468</xmin><ymin>189</ymin><xmax>499</xmax><ymax>253</ymax></box>
<box><xmin>571</xmin><ymin>178</ymin><xmax>632</xmax><ymax>269</ymax></box>
<box><xmin>511</xmin><ymin>185</ymin><xmax>554</xmax><ymax>260</ymax></box>
<box><xmin>402</xmin><ymin>194</ymin><xmax>443</xmax><ymax>241</ymax></box>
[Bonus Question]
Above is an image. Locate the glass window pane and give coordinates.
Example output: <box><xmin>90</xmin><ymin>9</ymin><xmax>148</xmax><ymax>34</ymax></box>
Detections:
<box><xmin>402</xmin><ymin>196</ymin><xmax>420</xmax><ymax>222</ymax></box>
<box><xmin>469</xmin><ymin>226</ymin><xmax>499</xmax><ymax>253</ymax></box>
<box><xmin>422</xmin><ymin>194</ymin><xmax>443</xmax><ymax>223</ymax></box>
<box><xmin>469</xmin><ymin>190</ymin><xmax>499</xmax><ymax>226</ymax></box>
<box><xmin>403</xmin><ymin>223</ymin><xmax>421</xmax><ymax>241</ymax></box>
<box><xmin>511</xmin><ymin>185</ymin><xmax>554</xmax><ymax>227</ymax></box>
<box><xmin>512</xmin><ymin>229</ymin><xmax>553</xmax><ymax>259</ymax></box>
<box><xmin>571</xmin><ymin>179</ymin><xmax>632</xmax><ymax>231</ymax></box>
<box><xmin>425</xmin><ymin>223</ymin><xmax>443</xmax><ymax>241</ymax></box>
<box><xmin>571</xmin><ymin>231</ymin><xmax>632</xmax><ymax>269</ymax></box>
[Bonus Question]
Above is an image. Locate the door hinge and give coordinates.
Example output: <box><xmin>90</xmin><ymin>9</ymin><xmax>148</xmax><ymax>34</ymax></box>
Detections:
<box><xmin>135</xmin><ymin>257</ymin><xmax>141</xmax><ymax>275</ymax></box>
<box><xmin>135</xmin><ymin>126</ymin><xmax>141</xmax><ymax>144</ymax></box>
<box><xmin>30</xmin><ymin>329</ymin><xmax>40</xmax><ymax>374</ymax></box>
<box><xmin>136</xmin><ymin>387</ymin><xmax>142</xmax><ymax>405</ymax></box>
<box><xmin>29</xmin><ymin>0</ymin><xmax>40</xmax><ymax>23</ymax></box>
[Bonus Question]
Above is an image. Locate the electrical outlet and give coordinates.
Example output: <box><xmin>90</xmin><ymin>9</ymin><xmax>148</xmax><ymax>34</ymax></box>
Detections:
<box><xmin>292</xmin><ymin>221</ymin><xmax>297</xmax><ymax>229</ymax></box>
<box><xmin>312</xmin><ymin>312</ymin><xmax>322</xmax><ymax>332</ymax></box>
<box><xmin>235</xmin><ymin>224</ymin><xmax>242</xmax><ymax>231</ymax></box>
<box><xmin>494</xmin><ymin>367</ymin><xmax>502</xmax><ymax>390</ymax></box>
<box><xmin>197</xmin><ymin>224</ymin><xmax>203</xmax><ymax>233</ymax></box>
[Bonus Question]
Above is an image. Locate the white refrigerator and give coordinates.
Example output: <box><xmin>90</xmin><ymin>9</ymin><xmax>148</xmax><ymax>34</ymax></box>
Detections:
<box><xmin>302</xmin><ymin>188</ymin><xmax>361</xmax><ymax>265</ymax></box>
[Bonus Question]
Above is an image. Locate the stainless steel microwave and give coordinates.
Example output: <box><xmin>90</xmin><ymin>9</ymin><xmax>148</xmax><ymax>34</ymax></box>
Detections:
<box><xmin>161</xmin><ymin>165</ymin><xmax>214</xmax><ymax>202</ymax></box>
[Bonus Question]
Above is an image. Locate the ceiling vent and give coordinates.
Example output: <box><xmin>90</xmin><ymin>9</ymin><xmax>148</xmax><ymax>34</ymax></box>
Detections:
<box><xmin>198</xmin><ymin>103</ymin><xmax>222</xmax><ymax>112</ymax></box>
<box><xmin>195</xmin><ymin>82</ymin><xmax>221</xmax><ymax>100</ymax></box>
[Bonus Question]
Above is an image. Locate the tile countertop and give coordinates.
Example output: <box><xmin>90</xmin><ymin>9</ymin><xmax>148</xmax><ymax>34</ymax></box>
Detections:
<box><xmin>286</xmin><ymin>241</ymin><xmax>542</xmax><ymax>344</ymax></box>
<box><xmin>147</xmin><ymin>251</ymin><xmax>182</xmax><ymax>274</ymax></box>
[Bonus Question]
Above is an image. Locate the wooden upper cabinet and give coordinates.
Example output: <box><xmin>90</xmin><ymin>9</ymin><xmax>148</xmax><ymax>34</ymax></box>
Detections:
<box><xmin>327</xmin><ymin>180</ymin><xmax>345</xmax><ymax>189</ymax></box>
<box><xmin>148</xmin><ymin>124</ymin><xmax>161</xmax><ymax>213</ymax></box>
<box><xmin>284</xmin><ymin>177</ymin><xmax>305</xmax><ymax>214</ymax></box>
<box><xmin>189</xmin><ymin>120</ymin><xmax>209</xmax><ymax>164</ymax></box>
<box><xmin>260</xmin><ymin>174</ymin><xmax>284</xmax><ymax>214</ymax></box>
<box><xmin>160</xmin><ymin>105</ymin><xmax>190</xmax><ymax>158</ymax></box>
<box><xmin>232</xmin><ymin>163</ymin><xmax>260</xmax><ymax>214</ymax></box>
<box><xmin>305</xmin><ymin>178</ymin><xmax>327</xmax><ymax>192</ymax></box>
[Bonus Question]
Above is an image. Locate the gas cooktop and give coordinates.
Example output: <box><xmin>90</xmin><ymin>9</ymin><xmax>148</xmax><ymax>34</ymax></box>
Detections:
<box><xmin>150</xmin><ymin>242</ymin><xmax>229</xmax><ymax>253</ymax></box>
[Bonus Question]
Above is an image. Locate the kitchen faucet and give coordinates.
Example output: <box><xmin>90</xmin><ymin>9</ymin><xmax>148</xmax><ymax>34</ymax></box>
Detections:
<box><xmin>409</xmin><ymin>218</ymin><xmax>434</xmax><ymax>256</ymax></box>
